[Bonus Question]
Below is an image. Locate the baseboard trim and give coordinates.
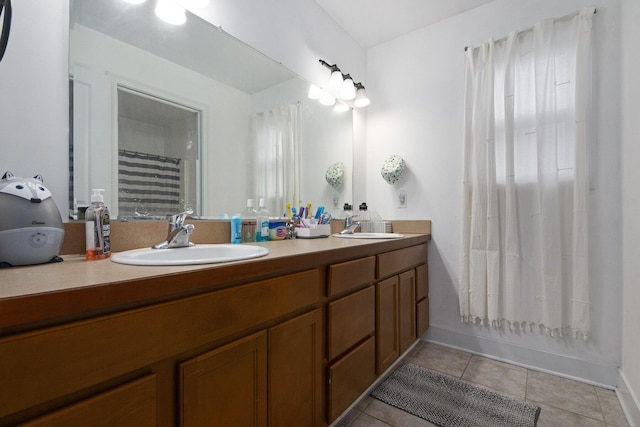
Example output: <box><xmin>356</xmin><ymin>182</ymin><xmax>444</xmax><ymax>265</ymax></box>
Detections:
<box><xmin>424</xmin><ymin>325</ymin><xmax>619</xmax><ymax>388</ymax></box>
<box><xmin>618</xmin><ymin>370</ymin><xmax>640</xmax><ymax>427</ymax></box>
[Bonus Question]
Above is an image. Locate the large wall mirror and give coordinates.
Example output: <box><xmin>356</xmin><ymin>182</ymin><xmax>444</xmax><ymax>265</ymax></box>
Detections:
<box><xmin>69</xmin><ymin>0</ymin><xmax>353</xmax><ymax>219</ymax></box>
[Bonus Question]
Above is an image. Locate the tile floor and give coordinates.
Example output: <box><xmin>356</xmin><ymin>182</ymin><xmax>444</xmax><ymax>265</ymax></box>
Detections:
<box><xmin>336</xmin><ymin>341</ymin><xmax>629</xmax><ymax>427</ymax></box>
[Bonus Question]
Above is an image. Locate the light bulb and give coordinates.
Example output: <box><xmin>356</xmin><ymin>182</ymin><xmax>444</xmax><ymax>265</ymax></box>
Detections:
<box><xmin>155</xmin><ymin>0</ymin><xmax>187</xmax><ymax>25</ymax></box>
<box><xmin>175</xmin><ymin>0</ymin><xmax>210</xmax><ymax>8</ymax></box>
<box><xmin>319</xmin><ymin>90</ymin><xmax>336</xmax><ymax>106</ymax></box>
<box><xmin>308</xmin><ymin>84</ymin><xmax>322</xmax><ymax>100</ymax></box>
<box><xmin>341</xmin><ymin>76</ymin><xmax>356</xmax><ymax>100</ymax></box>
<box><xmin>334</xmin><ymin>102</ymin><xmax>350</xmax><ymax>112</ymax></box>
<box><xmin>354</xmin><ymin>87</ymin><xmax>370</xmax><ymax>107</ymax></box>
<box><xmin>329</xmin><ymin>70</ymin><xmax>343</xmax><ymax>90</ymax></box>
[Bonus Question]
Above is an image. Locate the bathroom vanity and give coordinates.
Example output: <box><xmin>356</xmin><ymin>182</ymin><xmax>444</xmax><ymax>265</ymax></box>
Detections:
<box><xmin>0</xmin><ymin>222</ymin><xmax>430</xmax><ymax>426</ymax></box>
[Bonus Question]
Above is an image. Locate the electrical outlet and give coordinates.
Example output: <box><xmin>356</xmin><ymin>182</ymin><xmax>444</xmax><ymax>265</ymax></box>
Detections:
<box><xmin>398</xmin><ymin>190</ymin><xmax>407</xmax><ymax>208</ymax></box>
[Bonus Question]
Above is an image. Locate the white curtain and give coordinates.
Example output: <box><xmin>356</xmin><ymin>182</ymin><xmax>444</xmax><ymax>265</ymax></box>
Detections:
<box><xmin>251</xmin><ymin>104</ymin><xmax>300</xmax><ymax>216</ymax></box>
<box><xmin>459</xmin><ymin>8</ymin><xmax>594</xmax><ymax>339</ymax></box>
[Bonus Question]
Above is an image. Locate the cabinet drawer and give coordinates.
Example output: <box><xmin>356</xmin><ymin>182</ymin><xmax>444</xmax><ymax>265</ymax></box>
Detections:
<box><xmin>21</xmin><ymin>375</ymin><xmax>157</xmax><ymax>427</ymax></box>
<box><xmin>417</xmin><ymin>297</ymin><xmax>430</xmax><ymax>337</ymax></box>
<box><xmin>327</xmin><ymin>286</ymin><xmax>375</xmax><ymax>360</ymax></box>
<box><xmin>377</xmin><ymin>244</ymin><xmax>428</xmax><ymax>279</ymax></box>
<box><xmin>328</xmin><ymin>256</ymin><xmax>376</xmax><ymax>296</ymax></box>
<box><xmin>327</xmin><ymin>336</ymin><xmax>376</xmax><ymax>423</ymax></box>
<box><xmin>416</xmin><ymin>263</ymin><xmax>429</xmax><ymax>301</ymax></box>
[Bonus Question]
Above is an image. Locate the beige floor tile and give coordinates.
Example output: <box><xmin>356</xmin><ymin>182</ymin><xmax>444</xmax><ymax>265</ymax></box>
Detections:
<box><xmin>526</xmin><ymin>370</ymin><xmax>604</xmax><ymax>421</ymax></box>
<box><xmin>363</xmin><ymin>399</ymin><xmax>438</xmax><ymax>427</ymax></box>
<box><xmin>350</xmin><ymin>412</ymin><xmax>393</xmax><ymax>427</ymax></box>
<box><xmin>461</xmin><ymin>355</ymin><xmax>528</xmax><ymax>399</ymax></box>
<box><xmin>408</xmin><ymin>341</ymin><xmax>471</xmax><ymax>377</ymax></box>
<box><xmin>532</xmin><ymin>401</ymin><xmax>605</xmax><ymax>427</ymax></box>
<box><xmin>334</xmin><ymin>408</ymin><xmax>363</xmax><ymax>427</ymax></box>
<box><xmin>596</xmin><ymin>387</ymin><xmax>630</xmax><ymax>427</ymax></box>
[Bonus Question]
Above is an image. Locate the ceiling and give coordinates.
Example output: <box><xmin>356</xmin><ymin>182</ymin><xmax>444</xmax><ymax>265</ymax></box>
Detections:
<box><xmin>312</xmin><ymin>0</ymin><xmax>496</xmax><ymax>49</ymax></box>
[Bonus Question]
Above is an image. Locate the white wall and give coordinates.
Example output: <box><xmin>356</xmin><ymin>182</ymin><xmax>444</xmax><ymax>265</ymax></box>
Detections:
<box><xmin>0</xmin><ymin>1</ymin><xmax>69</xmax><ymax>218</ymax></box>
<box><xmin>366</xmin><ymin>0</ymin><xmax>623</xmax><ymax>386</ymax></box>
<box><xmin>620</xmin><ymin>0</ymin><xmax>640</xmax><ymax>422</ymax></box>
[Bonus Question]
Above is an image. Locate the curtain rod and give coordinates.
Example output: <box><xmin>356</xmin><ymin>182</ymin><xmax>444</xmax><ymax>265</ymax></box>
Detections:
<box><xmin>463</xmin><ymin>8</ymin><xmax>597</xmax><ymax>52</ymax></box>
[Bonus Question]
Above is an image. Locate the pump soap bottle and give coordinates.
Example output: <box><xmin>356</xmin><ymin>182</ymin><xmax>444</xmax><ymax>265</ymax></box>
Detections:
<box><xmin>85</xmin><ymin>189</ymin><xmax>111</xmax><ymax>260</ymax></box>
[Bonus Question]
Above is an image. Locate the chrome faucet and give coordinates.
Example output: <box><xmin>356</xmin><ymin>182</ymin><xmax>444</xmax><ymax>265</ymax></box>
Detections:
<box><xmin>340</xmin><ymin>215</ymin><xmax>361</xmax><ymax>235</ymax></box>
<box><xmin>153</xmin><ymin>210</ymin><xmax>195</xmax><ymax>249</ymax></box>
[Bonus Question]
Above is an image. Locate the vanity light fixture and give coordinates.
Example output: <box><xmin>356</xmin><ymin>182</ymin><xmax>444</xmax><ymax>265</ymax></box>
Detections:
<box><xmin>313</xmin><ymin>59</ymin><xmax>369</xmax><ymax>108</ymax></box>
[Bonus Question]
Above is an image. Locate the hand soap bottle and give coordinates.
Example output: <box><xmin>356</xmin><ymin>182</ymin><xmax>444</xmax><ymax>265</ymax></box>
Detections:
<box><xmin>85</xmin><ymin>189</ymin><xmax>111</xmax><ymax>260</ymax></box>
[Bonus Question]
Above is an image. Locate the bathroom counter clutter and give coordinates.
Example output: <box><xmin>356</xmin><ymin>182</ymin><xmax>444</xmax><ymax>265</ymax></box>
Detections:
<box><xmin>0</xmin><ymin>232</ymin><xmax>429</xmax><ymax>334</ymax></box>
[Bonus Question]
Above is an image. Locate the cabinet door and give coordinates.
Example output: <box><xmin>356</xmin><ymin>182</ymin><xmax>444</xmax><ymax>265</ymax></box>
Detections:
<box><xmin>179</xmin><ymin>331</ymin><xmax>267</xmax><ymax>427</ymax></box>
<box><xmin>398</xmin><ymin>270</ymin><xmax>417</xmax><ymax>354</ymax></box>
<box><xmin>376</xmin><ymin>276</ymin><xmax>399</xmax><ymax>375</ymax></box>
<box><xmin>269</xmin><ymin>309</ymin><xmax>323</xmax><ymax>427</ymax></box>
<box><xmin>20</xmin><ymin>375</ymin><xmax>157</xmax><ymax>427</ymax></box>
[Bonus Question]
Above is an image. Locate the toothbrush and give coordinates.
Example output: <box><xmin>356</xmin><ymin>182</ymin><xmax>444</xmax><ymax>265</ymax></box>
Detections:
<box><xmin>306</xmin><ymin>202</ymin><xmax>312</xmax><ymax>218</ymax></box>
<box><xmin>286</xmin><ymin>203</ymin><xmax>291</xmax><ymax>219</ymax></box>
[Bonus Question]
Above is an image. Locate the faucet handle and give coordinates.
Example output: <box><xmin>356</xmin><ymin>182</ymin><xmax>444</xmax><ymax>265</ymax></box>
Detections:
<box><xmin>170</xmin><ymin>210</ymin><xmax>193</xmax><ymax>227</ymax></box>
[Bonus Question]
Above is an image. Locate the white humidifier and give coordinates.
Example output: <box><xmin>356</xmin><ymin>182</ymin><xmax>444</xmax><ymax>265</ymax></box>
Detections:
<box><xmin>0</xmin><ymin>171</ymin><xmax>65</xmax><ymax>267</ymax></box>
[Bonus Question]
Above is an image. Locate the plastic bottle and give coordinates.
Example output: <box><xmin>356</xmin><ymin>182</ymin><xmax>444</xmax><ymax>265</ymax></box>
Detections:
<box><xmin>256</xmin><ymin>198</ymin><xmax>270</xmax><ymax>242</ymax></box>
<box><xmin>85</xmin><ymin>189</ymin><xmax>111</xmax><ymax>260</ymax></box>
<box><xmin>230</xmin><ymin>214</ymin><xmax>242</xmax><ymax>244</ymax></box>
<box><xmin>241</xmin><ymin>199</ymin><xmax>257</xmax><ymax>243</ymax></box>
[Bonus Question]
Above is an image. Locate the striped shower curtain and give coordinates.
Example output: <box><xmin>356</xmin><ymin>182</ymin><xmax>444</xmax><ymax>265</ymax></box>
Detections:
<box><xmin>118</xmin><ymin>149</ymin><xmax>182</xmax><ymax>217</ymax></box>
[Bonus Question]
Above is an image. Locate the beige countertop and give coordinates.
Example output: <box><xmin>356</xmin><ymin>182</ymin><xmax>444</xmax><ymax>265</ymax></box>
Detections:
<box><xmin>0</xmin><ymin>232</ymin><xmax>430</xmax><ymax>335</ymax></box>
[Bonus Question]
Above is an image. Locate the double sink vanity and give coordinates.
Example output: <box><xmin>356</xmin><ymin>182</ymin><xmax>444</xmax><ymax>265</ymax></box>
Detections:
<box><xmin>0</xmin><ymin>219</ymin><xmax>430</xmax><ymax>426</ymax></box>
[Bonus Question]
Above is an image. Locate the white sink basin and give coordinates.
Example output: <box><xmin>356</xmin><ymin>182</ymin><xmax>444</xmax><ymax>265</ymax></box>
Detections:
<box><xmin>111</xmin><ymin>244</ymin><xmax>269</xmax><ymax>266</ymax></box>
<box><xmin>332</xmin><ymin>232</ymin><xmax>405</xmax><ymax>239</ymax></box>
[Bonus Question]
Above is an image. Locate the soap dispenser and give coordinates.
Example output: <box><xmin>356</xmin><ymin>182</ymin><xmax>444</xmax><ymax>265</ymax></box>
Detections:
<box><xmin>85</xmin><ymin>189</ymin><xmax>111</xmax><ymax>260</ymax></box>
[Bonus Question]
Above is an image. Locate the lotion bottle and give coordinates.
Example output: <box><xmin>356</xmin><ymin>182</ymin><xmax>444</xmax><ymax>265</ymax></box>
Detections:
<box><xmin>85</xmin><ymin>189</ymin><xmax>111</xmax><ymax>260</ymax></box>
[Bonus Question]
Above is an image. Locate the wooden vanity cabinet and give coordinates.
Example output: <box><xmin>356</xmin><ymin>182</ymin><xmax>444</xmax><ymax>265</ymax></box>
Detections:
<box><xmin>375</xmin><ymin>244</ymin><xmax>428</xmax><ymax>375</ymax></box>
<box><xmin>0</xmin><ymin>235</ymin><xmax>430</xmax><ymax>426</ymax></box>
<box><xmin>0</xmin><ymin>269</ymin><xmax>321</xmax><ymax>426</ymax></box>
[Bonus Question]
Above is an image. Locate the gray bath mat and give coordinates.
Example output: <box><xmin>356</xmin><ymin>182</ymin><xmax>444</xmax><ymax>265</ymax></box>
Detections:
<box><xmin>371</xmin><ymin>363</ymin><xmax>540</xmax><ymax>427</ymax></box>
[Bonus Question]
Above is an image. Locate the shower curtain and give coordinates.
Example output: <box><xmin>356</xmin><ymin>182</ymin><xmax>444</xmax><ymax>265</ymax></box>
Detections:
<box><xmin>458</xmin><ymin>8</ymin><xmax>594</xmax><ymax>338</ymax></box>
<box><xmin>251</xmin><ymin>104</ymin><xmax>300</xmax><ymax>216</ymax></box>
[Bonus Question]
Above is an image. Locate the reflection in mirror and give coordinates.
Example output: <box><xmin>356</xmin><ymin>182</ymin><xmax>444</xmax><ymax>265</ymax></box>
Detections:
<box><xmin>69</xmin><ymin>0</ymin><xmax>352</xmax><ymax>219</ymax></box>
